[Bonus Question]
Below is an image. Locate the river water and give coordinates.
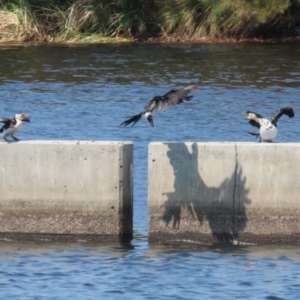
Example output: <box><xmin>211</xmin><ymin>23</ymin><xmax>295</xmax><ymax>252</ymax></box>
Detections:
<box><xmin>0</xmin><ymin>43</ymin><xmax>300</xmax><ymax>299</ymax></box>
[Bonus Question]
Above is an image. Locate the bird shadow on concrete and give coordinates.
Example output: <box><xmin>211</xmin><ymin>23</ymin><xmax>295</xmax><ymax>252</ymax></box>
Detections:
<box><xmin>162</xmin><ymin>142</ymin><xmax>251</xmax><ymax>243</ymax></box>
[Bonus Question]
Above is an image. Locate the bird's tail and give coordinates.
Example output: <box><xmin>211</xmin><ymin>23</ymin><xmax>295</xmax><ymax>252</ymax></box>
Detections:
<box><xmin>248</xmin><ymin>132</ymin><xmax>260</xmax><ymax>138</ymax></box>
<box><xmin>120</xmin><ymin>113</ymin><xmax>143</xmax><ymax>127</ymax></box>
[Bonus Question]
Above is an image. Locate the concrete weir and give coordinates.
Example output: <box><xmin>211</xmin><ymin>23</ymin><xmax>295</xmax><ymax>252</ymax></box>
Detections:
<box><xmin>148</xmin><ymin>142</ymin><xmax>300</xmax><ymax>244</ymax></box>
<box><xmin>0</xmin><ymin>141</ymin><xmax>133</xmax><ymax>241</ymax></box>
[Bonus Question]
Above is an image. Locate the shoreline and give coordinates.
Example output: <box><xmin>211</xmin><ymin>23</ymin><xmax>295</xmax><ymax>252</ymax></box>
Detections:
<box><xmin>1</xmin><ymin>35</ymin><xmax>300</xmax><ymax>45</ymax></box>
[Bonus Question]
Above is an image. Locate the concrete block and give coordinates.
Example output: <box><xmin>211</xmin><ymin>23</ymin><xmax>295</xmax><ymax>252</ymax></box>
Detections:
<box><xmin>148</xmin><ymin>142</ymin><xmax>300</xmax><ymax>244</ymax></box>
<box><xmin>235</xmin><ymin>143</ymin><xmax>300</xmax><ymax>242</ymax></box>
<box><xmin>0</xmin><ymin>141</ymin><xmax>133</xmax><ymax>240</ymax></box>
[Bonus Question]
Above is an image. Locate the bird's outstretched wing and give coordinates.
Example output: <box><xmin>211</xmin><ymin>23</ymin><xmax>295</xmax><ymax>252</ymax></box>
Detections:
<box><xmin>271</xmin><ymin>106</ymin><xmax>295</xmax><ymax>126</ymax></box>
<box><xmin>0</xmin><ymin>118</ymin><xmax>12</xmax><ymax>125</ymax></box>
<box><xmin>147</xmin><ymin>84</ymin><xmax>198</xmax><ymax>112</ymax></box>
<box><xmin>241</xmin><ymin>111</ymin><xmax>263</xmax><ymax>129</ymax></box>
<box><xmin>0</xmin><ymin>118</ymin><xmax>13</xmax><ymax>132</ymax></box>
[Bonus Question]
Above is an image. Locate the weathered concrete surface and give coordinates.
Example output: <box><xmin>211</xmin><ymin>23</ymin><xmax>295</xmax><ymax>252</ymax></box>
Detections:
<box><xmin>148</xmin><ymin>142</ymin><xmax>300</xmax><ymax>244</ymax></box>
<box><xmin>0</xmin><ymin>141</ymin><xmax>133</xmax><ymax>239</ymax></box>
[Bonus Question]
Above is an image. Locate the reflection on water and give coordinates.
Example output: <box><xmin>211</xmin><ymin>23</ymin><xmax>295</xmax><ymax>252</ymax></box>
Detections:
<box><xmin>1</xmin><ymin>238</ymin><xmax>300</xmax><ymax>299</ymax></box>
<box><xmin>0</xmin><ymin>43</ymin><xmax>300</xmax><ymax>299</ymax></box>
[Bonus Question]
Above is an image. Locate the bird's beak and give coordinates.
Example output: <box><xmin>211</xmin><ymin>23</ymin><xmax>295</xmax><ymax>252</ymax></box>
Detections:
<box><xmin>241</xmin><ymin>112</ymin><xmax>247</xmax><ymax>116</ymax></box>
<box><xmin>147</xmin><ymin>116</ymin><xmax>154</xmax><ymax>127</ymax></box>
<box><xmin>23</xmin><ymin>118</ymin><xmax>30</xmax><ymax>122</ymax></box>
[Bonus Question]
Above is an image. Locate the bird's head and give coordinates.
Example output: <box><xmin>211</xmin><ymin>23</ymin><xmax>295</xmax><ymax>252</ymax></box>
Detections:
<box><xmin>241</xmin><ymin>111</ymin><xmax>261</xmax><ymax>120</ymax></box>
<box><xmin>15</xmin><ymin>113</ymin><xmax>30</xmax><ymax>122</ymax></box>
<box><xmin>144</xmin><ymin>112</ymin><xmax>154</xmax><ymax>127</ymax></box>
<box><xmin>241</xmin><ymin>111</ymin><xmax>250</xmax><ymax>118</ymax></box>
<box><xmin>147</xmin><ymin>115</ymin><xmax>154</xmax><ymax>127</ymax></box>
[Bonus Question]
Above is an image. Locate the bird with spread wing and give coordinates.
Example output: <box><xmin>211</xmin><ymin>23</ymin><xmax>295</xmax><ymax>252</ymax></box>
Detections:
<box><xmin>241</xmin><ymin>107</ymin><xmax>295</xmax><ymax>142</ymax></box>
<box><xmin>0</xmin><ymin>113</ymin><xmax>30</xmax><ymax>142</ymax></box>
<box><xmin>121</xmin><ymin>85</ymin><xmax>199</xmax><ymax>127</ymax></box>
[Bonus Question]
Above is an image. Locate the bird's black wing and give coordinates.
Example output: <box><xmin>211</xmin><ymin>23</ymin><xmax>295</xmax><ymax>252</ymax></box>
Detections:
<box><xmin>271</xmin><ymin>106</ymin><xmax>295</xmax><ymax>126</ymax></box>
<box><xmin>0</xmin><ymin>118</ymin><xmax>13</xmax><ymax>124</ymax></box>
<box><xmin>248</xmin><ymin>119</ymin><xmax>261</xmax><ymax>129</ymax></box>
<box><xmin>149</xmin><ymin>85</ymin><xmax>198</xmax><ymax>112</ymax></box>
<box><xmin>0</xmin><ymin>118</ymin><xmax>14</xmax><ymax>132</ymax></box>
<box><xmin>242</xmin><ymin>111</ymin><xmax>264</xmax><ymax>129</ymax></box>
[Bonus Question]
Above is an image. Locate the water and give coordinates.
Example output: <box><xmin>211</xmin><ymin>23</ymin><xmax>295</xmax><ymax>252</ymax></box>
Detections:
<box><xmin>1</xmin><ymin>242</ymin><xmax>300</xmax><ymax>299</ymax></box>
<box><xmin>0</xmin><ymin>43</ymin><xmax>300</xmax><ymax>299</ymax></box>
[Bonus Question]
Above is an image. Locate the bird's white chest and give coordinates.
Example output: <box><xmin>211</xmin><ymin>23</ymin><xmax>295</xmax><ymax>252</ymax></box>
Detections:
<box><xmin>2</xmin><ymin>121</ymin><xmax>22</xmax><ymax>137</ymax></box>
<box><xmin>259</xmin><ymin>120</ymin><xmax>277</xmax><ymax>141</ymax></box>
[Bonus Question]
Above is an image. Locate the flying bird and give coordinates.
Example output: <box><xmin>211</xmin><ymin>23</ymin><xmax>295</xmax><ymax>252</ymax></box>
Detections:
<box><xmin>241</xmin><ymin>106</ymin><xmax>295</xmax><ymax>142</ymax></box>
<box><xmin>0</xmin><ymin>113</ymin><xmax>30</xmax><ymax>142</ymax></box>
<box><xmin>121</xmin><ymin>85</ymin><xmax>199</xmax><ymax>127</ymax></box>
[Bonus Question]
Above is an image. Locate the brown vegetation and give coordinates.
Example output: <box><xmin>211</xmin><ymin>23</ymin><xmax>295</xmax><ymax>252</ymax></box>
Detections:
<box><xmin>0</xmin><ymin>0</ymin><xmax>300</xmax><ymax>43</ymax></box>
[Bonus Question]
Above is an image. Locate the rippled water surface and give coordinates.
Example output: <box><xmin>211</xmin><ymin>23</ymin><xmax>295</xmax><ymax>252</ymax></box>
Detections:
<box><xmin>0</xmin><ymin>43</ymin><xmax>300</xmax><ymax>299</ymax></box>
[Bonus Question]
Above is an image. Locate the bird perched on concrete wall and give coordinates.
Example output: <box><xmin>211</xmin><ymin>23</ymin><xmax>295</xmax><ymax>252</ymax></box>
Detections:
<box><xmin>0</xmin><ymin>113</ymin><xmax>30</xmax><ymax>142</ymax></box>
<box><xmin>121</xmin><ymin>85</ymin><xmax>199</xmax><ymax>127</ymax></box>
<box><xmin>241</xmin><ymin>107</ymin><xmax>295</xmax><ymax>142</ymax></box>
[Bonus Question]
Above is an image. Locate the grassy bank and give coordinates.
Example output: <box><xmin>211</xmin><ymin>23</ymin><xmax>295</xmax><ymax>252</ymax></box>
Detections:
<box><xmin>0</xmin><ymin>0</ymin><xmax>300</xmax><ymax>43</ymax></box>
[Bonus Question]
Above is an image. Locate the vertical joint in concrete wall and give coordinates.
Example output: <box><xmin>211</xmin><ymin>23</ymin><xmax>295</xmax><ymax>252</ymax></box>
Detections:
<box><xmin>118</xmin><ymin>143</ymin><xmax>133</xmax><ymax>239</ymax></box>
<box><xmin>232</xmin><ymin>144</ymin><xmax>238</xmax><ymax>240</ymax></box>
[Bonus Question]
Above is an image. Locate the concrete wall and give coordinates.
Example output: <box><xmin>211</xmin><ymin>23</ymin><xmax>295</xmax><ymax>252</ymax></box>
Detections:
<box><xmin>148</xmin><ymin>142</ymin><xmax>300</xmax><ymax>244</ymax></box>
<box><xmin>0</xmin><ymin>141</ymin><xmax>133</xmax><ymax>240</ymax></box>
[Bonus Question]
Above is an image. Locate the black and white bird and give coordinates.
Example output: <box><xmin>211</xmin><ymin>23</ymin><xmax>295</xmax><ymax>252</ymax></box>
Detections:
<box><xmin>0</xmin><ymin>113</ymin><xmax>30</xmax><ymax>142</ymax></box>
<box><xmin>241</xmin><ymin>107</ymin><xmax>295</xmax><ymax>142</ymax></box>
<box><xmin>121</xmin><ymin>85</ymin><xmax>199</xmax><ymax>127</ymax></box>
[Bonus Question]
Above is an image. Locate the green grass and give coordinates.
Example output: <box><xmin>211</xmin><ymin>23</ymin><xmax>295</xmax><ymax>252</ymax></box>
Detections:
<box><xmin>1</xmin><ymin>0</ymin><xmax>300</xmax><ymax>43</ymax></box>
<box><xmin>157</xmin><ymin>0</ymin><xmax>298</xmax><ymax>39</ymax></box>
<box><xmin>0</xmin><ymin>0</ymin><xmax>44</xmax><ymax>42</ymax></box>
